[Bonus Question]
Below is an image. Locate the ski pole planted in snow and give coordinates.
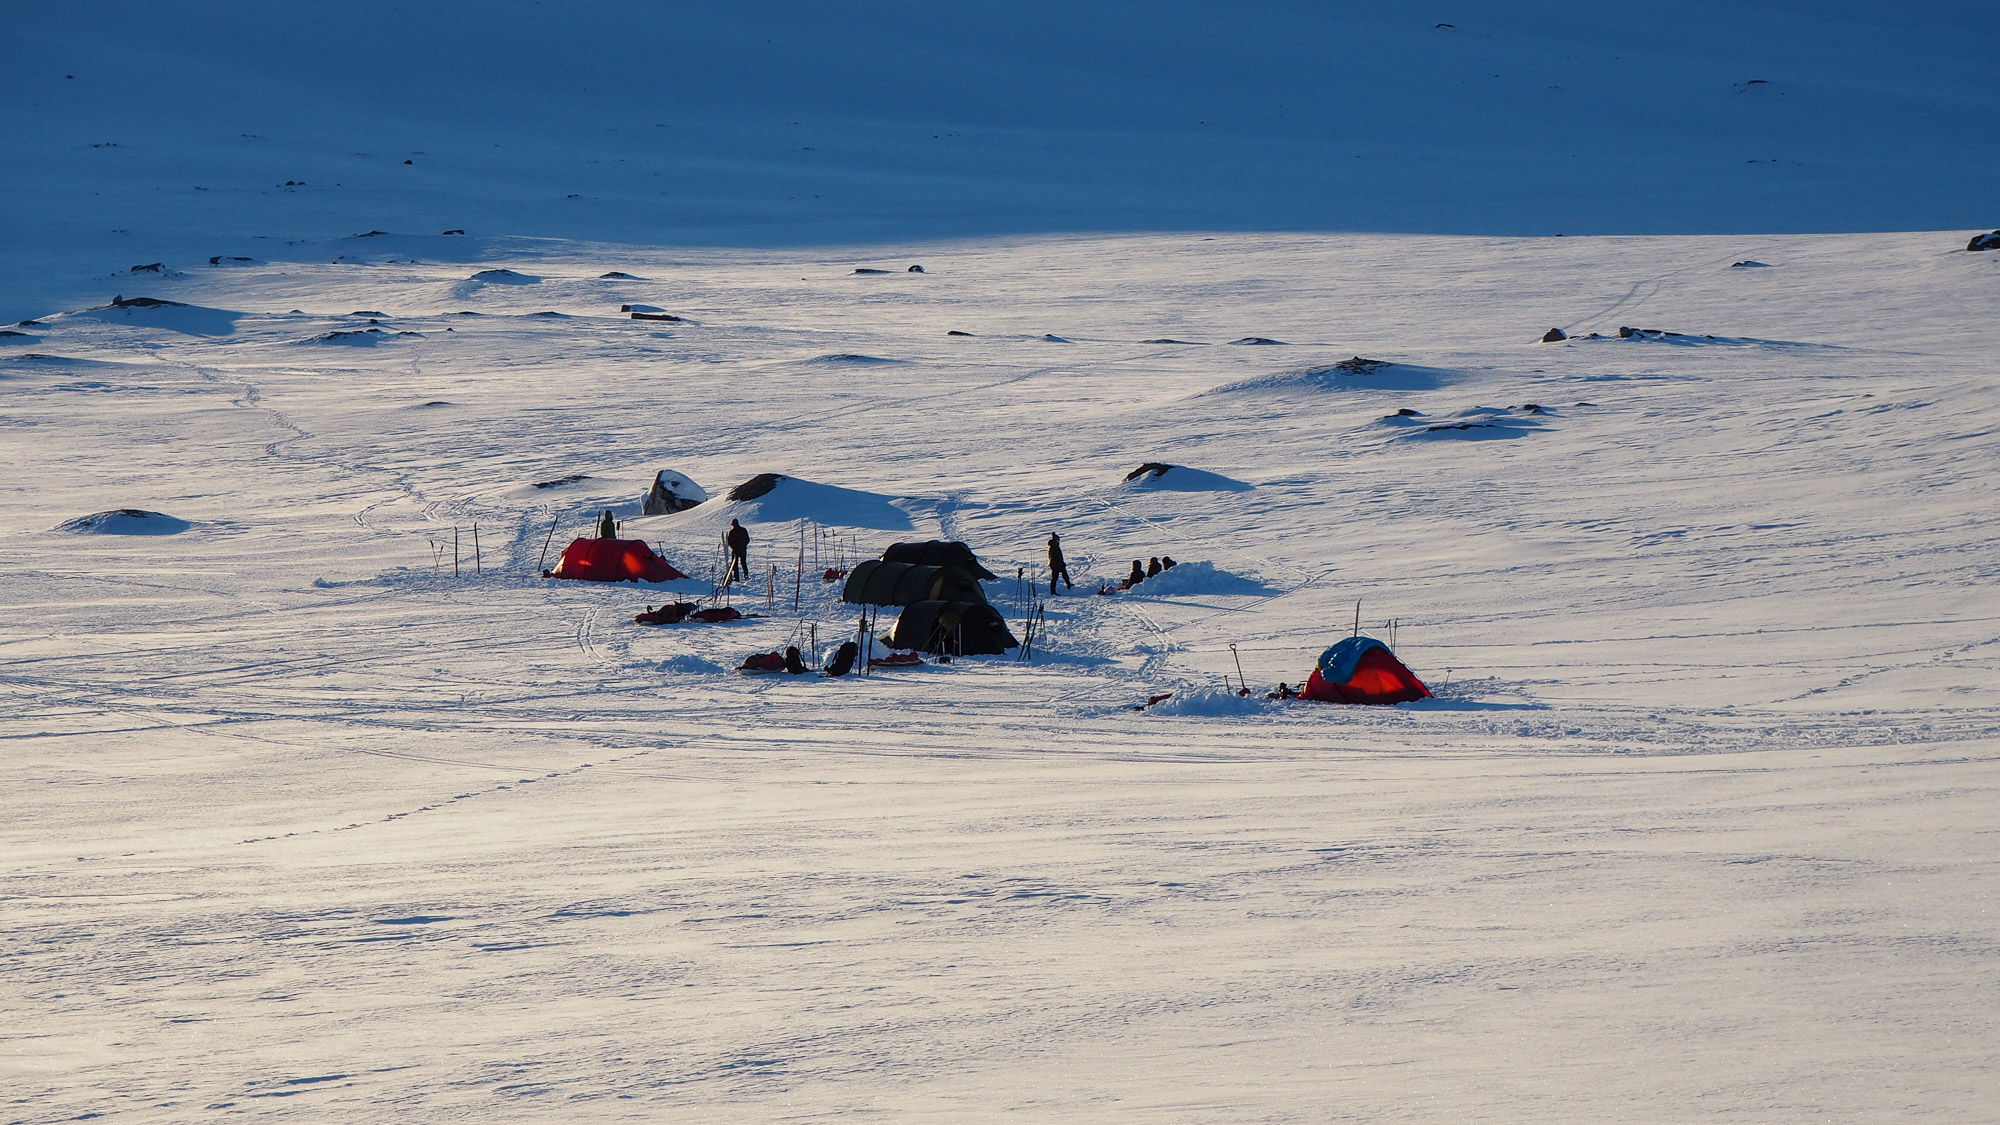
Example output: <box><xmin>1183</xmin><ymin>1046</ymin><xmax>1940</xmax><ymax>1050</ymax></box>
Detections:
<box><xmin>537</xmin><ymin>517</ymin><xmax>559</xmax><ymax>572</ymax></box>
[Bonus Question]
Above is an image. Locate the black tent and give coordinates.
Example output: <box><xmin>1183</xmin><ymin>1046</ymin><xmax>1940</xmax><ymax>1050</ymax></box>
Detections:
<box><xmin>880</xmin><ymin>540</ymin><xmax>999</xmax><ymax>581</ymax></box>
<box><xmin>842</xmin><ymin>559</ymin><xmax>988</xmax><ymax>607</ymax></box>
<box><xmin>891</xmin><ymin>600</ymin><xmax>1018</xmax><ymax>656</ymax></box>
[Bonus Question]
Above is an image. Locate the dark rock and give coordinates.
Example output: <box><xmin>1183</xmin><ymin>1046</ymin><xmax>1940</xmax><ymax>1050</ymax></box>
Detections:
<box><xmin>208</xmin><ymin>255</ymin><xmax>254</xmax><ymax>265</ymax></box>
<box><xmin>1041</xmin><ymin>334</ymin><xmax>1071</xmax><ymax>343</ymax></box>
<box><xmin>1330</xmin><ymin>356</ymin><xmax>1388</xmax><ymax>373</ymax></box>
<box><xmin>599</xmin><ymin>271</ymin><xmax>638</xmax><ymax>279</ymax></box>
<box><xmin>727</xmin><ymin>473</ymin><xmax>786</xmax><ymax>502</ymax></box>
<box><xmin>1968</xmin><ymin>231</ymin><xmax>2000</xmax><ymax>252</ymax></box>
<box><xmin>1730</xmin><ymin>260</ymin><xmax>1771</xmax><ymax>268</ymax></box>
<box><xmin>129</xmin><ymin>262</ymin><xmax>164</xmax><ymax>273</ymax></box>
<box><xmin>1518</xmin><ymin>403</ymin><xmax>1546</xmax><ymax>414</ymax></box>
<box><xmin>946</xmin><ymin>330</ymin><xmax>974</xmax><ymax>336</ymax></box>
<box><xmin>907</xmin><ymin>264</ymin><xmax>925</xmax><ymax>273</ymax></box>
<box><xmin>353</xmin><ymin>230</ymin><xmax>387</xmax><ymax>237</ymax></box>
<box><xmin>630</xmin><ymin>312</ymin><xmax>686</xmax><ymax>322</ymax></box>
<box><xmin>1124</xmin><ymin>462</ymin><xmax>1174</xmax><ymax>482</ymax></box>
<box><xmin>853</xmin><ymin>268</ymin><xmax>892</xmax><ymax>275</ymax></box>
<box><xmin>1541</xmin><ymin>328</ymin><xmax>1567</xmax><ymax>342</ymax></box>
<box><xmin>349</xmin><ymin>310</ymin><xmax>388</xmax><ymax>317</ymax></box>
<box><xmin>443</xmin><ymin>229</ymin><xmax>466</xmax><ymax>235</ymax></box>
<box><xmin>0</xmin><ymin>330</ymin><xmax>27</xmax><ymax>339</ymax></box>
<box><xmin>532</xmin><ymin>473</ymin><xmax>590</xmax><ymax>489</ymax></box>
<box><xmin>402</xmin><ymin>159</ymin><xmax>413</xmax><ymax>165</ymax></box>
<box><xmin>106</xmin><ymin>295</ymin><xmax>187</xmax><ymax>309</ymax></box>
<box><xmin>1229</xmin><ymin>336</ymin><xmax>1286</xmax><ymax>345</ymax></box>
<box><xmin>1394</xmin><ymin>408</ymin><xmax>1422</xmax><ymax>417</ymax></box>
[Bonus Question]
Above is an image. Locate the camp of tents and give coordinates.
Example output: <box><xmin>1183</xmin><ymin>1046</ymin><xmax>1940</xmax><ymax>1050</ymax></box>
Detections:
<box><xmin>534</xmin><ymin>469</ymin><xmax>1432</xmax><ymax>701</ymax></box>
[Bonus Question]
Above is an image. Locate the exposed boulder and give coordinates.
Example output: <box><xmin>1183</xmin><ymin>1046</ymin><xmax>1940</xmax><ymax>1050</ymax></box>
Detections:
<box><xmin>642</xmin><ymin>470</ymin><xmax>709</xmax><ymax>515</ymax></box>
<box><xmin>726</xmin><ymin>473</ymin><xmax>786</xmax><ymax>502</ymax></box>
<box><xmin>1969</xmin><ymin>231</ymin><xmax>2000</xmax><ymax>252</ymax></box>
<box><xmin>1541</xmin><ymin>328</ymin><xmax>1567</xmax><ymax>342</ymax></box>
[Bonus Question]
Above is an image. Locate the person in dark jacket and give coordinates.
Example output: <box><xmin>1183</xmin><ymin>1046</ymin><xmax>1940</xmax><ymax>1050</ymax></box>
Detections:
<box><xmin>1147</xmin><ymin>557</ymin><xmax>1162</xmax><ymax>577</ymax></box>
<box><xmin>597</xmin><ymin>509</ymin><xmax>617</xmax><ymax>539</ymax></box>
<box><xmin>1125</xmin><ymin>560</ymin><xmax>1146</xmax><ymax>587</ymax></box>
<box><xmin>724</xmin><ymin>519</ymin><xmax>750</xmax><ymax>583</ymax></box>
<box><xmin>1046</xmin><ymin>532</ymin><xmax>1075</xmax><ymax>594</ymax></box>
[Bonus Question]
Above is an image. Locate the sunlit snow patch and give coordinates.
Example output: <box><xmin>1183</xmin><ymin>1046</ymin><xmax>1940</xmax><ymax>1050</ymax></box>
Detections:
<box><xmin>56</xmin><ymin>509</ymin><xmax>192</xmax><ymax>535</ymax></box>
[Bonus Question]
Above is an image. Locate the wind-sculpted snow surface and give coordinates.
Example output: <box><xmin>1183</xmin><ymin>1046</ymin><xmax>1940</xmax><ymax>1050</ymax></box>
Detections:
<box><xmin>2</xmin><ymin>231</ymin><xmax>1998</xmax><ymax>1122</ymax></box>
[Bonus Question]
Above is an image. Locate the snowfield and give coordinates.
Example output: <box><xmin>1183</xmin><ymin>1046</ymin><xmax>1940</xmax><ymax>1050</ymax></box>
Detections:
<box><xmin>5</xmin><ymin>229</ymin><xmax>1997</xmax><ymax>1122</ymax></box>
<box><xmin>7</xmin><ymin>0</ymin><xmax>2000</xmax><ymax>1120</ymax></box>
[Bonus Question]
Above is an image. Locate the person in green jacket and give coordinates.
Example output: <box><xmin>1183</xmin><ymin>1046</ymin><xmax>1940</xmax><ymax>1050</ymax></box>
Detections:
<box><xmin>597</xmin><ymin>510</ymin><xmax>616</xmax><ymax>539</ymax></box>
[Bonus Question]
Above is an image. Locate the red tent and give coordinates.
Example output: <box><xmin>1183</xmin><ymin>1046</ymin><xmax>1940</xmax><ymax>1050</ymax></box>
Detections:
<box><xmin>549</xmin><ymin>538</ymin><xmax>687</xmax><ymax>583</ymax></box>
<box><xmin>1301</xmin><ymin>636</ymin><xmax>1431</xmax><ymax>705</ymax></box>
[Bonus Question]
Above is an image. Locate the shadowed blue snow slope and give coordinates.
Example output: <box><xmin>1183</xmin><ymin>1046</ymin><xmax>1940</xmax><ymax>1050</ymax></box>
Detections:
<box><xmin>55</xmin><ymin>509</ymin><xmax>193</xmax><ymax>535</ymax></box>
<box><xmin>7</xmin><ymin>1</ymin><xmax>1999</xmax><ymax>319</ymax></box>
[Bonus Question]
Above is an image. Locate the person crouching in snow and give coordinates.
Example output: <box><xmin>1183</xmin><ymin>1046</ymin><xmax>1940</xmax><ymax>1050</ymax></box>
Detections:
<box><xmin>597</xmin><ymin>509</ymin><xmax>617</xmax><ymax>539</ymax></box>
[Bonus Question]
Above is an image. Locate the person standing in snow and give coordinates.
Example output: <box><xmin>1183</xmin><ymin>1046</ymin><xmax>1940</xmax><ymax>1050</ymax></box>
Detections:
<box><xmin>1046</xmin><ymin>532</ymin><xmax>1075</xmax><ymax>594</ymax></box>
<box><xmin>597</xmin><ymin>509</ymin><xmax>617</xmax><ymax>539</ymax></box>
<box><xmin>725</xmin><ymin>519</ymin><xmax>751</xmax><ymax>584</ymax></box>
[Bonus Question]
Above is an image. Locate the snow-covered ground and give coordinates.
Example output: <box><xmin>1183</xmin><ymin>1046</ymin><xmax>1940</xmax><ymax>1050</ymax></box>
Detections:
<box><xmin>6</xmin><ymin>2</ymin><xmax>2000</xmax><ymax>1121</ymax></box>
<box><xmin>7</xmin><ymin>228</ymin><xmax>1997</xmax><ymax>1122</ymax></box>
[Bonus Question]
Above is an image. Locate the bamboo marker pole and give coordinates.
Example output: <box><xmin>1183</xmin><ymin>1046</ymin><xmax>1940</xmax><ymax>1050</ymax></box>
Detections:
<box><xmin>1352</xmin><ymin>598</ymin><xmax>1361</xmax><ymax>637</ymax></box>
<box><xmin>453</xmin><ymin>526</ymin><xmax>460</xmax><ymax>577</ymax></box>
<box><xmin>1229</xmin><ymin>644</ymin><xmax>1247</xmax><ymax>696</ymax></box>
<box><xmin>472</xmin><ymin>523</ymin><xmax>481</xmax><ymax>575</ymax></box>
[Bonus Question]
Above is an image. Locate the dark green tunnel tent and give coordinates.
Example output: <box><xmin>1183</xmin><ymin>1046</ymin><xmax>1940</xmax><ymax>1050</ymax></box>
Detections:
<box><xmin>891</xmin><ymin>600</ymin><xmax>1018</xmax><ymax>656</ymax></box>
<box><xmin>879</xmin><ymin>540</ymin><xmax>999</xmax><ymax>580</ymax></box>
<box><xmin>842</xmin><ymin>559</ymin><xmax>989</xmax><ymax>607</ymax></box>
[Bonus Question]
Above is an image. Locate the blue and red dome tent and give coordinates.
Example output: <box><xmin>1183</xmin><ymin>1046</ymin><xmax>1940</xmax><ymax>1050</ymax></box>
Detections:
<box><xmin>1302</xmin><ymin>635</ymin><xmax>1431</xmax><ymax>704</ymax></box>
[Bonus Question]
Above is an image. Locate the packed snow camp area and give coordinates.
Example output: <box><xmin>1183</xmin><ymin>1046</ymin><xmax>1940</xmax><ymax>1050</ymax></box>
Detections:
<box><xmin>9</xmin><ymin>2</ymin><xmax>2000</xmax><ymax>1123</ymax></box>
